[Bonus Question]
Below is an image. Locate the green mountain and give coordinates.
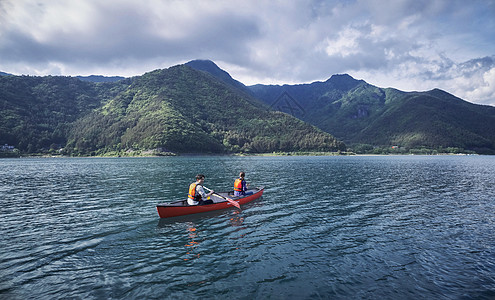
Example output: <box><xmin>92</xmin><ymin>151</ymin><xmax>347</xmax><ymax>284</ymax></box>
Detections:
<box><xmin>0</xmin><ymin>65</ymin><xmax>345</xmax><ymax>155</ymax></box>
<box><xmin>0</xmin><ymin>75</ymin><xmax>127</xmax><ymax>152</ymax></box>
<box><xmin>4</xmin><ymin>59</ymin><xmax>494</xmax><ymax>155</ymax></box>
<box><xmin>248</xmin><ymin>75</ymin><xmax>495</xmax><ymax>154</ymax></box>
<box><xmin>187</xmin><ymin>61</ymin><xmax>495</xmax><ymax>154</ymax></box>
<box><xmin>185</xmin><ymin>60</ymin><xmax>249</xmax><ymax>94</ymax></box>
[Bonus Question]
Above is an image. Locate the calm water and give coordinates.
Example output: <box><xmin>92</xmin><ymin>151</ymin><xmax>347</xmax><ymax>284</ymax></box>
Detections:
<box><xmin>1</xmin><ymin>155</ymin><xmax>494</xmax><ymax>299</ymax></box>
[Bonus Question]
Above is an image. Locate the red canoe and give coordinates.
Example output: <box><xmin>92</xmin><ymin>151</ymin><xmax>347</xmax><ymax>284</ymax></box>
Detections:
<box><xmin>156</xmin><ymin>187</ymin><xmax>264</xmax><ymax>218</ymax></box>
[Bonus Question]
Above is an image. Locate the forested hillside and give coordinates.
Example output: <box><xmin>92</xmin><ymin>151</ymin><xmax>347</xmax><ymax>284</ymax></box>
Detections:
<box><xmin>0</xmin><ymin>65</ymin><xmax>345</xmax><ymax>155</ymax></box>
<box><xmin>0</xmin><ymin>75</ymin><xmax>128</xmax><ymax>152</ymax></box>
<box><xmin>185</xmin><ymin>60</ymin><xmax>250</xmax><ymax>95</ymax></box>
<box><xmin>66</xmin><ymin>66</ymin><xmax>345</xmax><ymax>155</ymax></box>
<box><xmin>4</xmin><ymin>59</ymin><xmax>494</xmax><ymax>156</ymax></box>
<box><xmin>249</xmin><ymin>75</ymin><xmax>495</xmax><ymax>154</ymax></box>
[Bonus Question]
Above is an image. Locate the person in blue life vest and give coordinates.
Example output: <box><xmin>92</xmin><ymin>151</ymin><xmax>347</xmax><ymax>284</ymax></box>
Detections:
<box><xmin>233</xmin><ymin>172</ymin><xmax>253</xmax><ymax>197</ymax></box>
<box><xmin>187</xmin><ymin>174</ymin><xmax>214</xmax><ymax>205</ymax></box>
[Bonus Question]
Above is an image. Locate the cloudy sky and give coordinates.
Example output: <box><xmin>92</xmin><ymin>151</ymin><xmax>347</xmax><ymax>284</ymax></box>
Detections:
<box><xmin>1</xmin><ymin>0</ymin><xmax>495</xmax><ymax>106</ymax></box>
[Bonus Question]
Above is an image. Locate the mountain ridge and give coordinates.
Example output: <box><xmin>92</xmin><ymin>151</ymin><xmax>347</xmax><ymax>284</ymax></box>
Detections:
<box><xmin>2</xmin><ymin>59</ymin><xmax>495</xmax><ymax>155</ymax></box>
<box><xmin>0</xmin><ymin>64</ymin><xmax>346</xmax><ymax>155</ymax></box>
<box><xmin>251</xmin><ymin>80</ymin><xmax>495</xmax><ymax>154</ymax></box>
<box><xmin>187</xmin><ymin>60</ymin><xmax>495</xmax><ymax>154</ymax></box>
<box><xmin>67</xmin><ymin>64</ymin><xmax>347</xmax><ymax>155</ymax></box>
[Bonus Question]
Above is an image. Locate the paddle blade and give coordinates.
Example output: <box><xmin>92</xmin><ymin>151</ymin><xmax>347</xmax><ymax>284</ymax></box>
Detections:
<box><xmin>226</xmin><ymin>198</ymin><xmax>240</xmax><ymax>209</ymax></box>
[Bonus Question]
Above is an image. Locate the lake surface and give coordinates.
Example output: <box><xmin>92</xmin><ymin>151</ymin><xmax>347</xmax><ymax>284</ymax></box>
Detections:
<box><xmin>1</xmin><ymin>155</ymin><xmax>494</xmax><ymax>299</ymax></box>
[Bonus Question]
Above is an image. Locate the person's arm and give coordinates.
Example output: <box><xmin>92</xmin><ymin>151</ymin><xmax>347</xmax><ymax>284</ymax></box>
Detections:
<box><xmin>197</xmin><ymin>185</ymin><xmax>213</xmax><ymax>198</ymax></box>
<box><xmin>242</xmin><ymin>180</ymin><xmax>249</xmax><ymax>192</ymax></box>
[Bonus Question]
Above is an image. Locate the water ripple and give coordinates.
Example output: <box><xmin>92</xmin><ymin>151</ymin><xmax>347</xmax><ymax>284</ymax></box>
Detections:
<box><xmin>1</xmin><ymin>156</ymin><xmax>495</xmax><ymax>299</ymax></box>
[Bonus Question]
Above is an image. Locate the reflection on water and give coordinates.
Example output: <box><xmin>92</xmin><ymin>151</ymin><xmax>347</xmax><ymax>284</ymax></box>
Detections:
<box><xmin>184</xmin><ymin>223</ymin><xmax>200</xmax><ymax>261</ymax></box>
<box><xmin>229</xmin><ymin>210</ymin><xmax>245</xmax><ymax>227</ymax></box>
<box><xmin>158</xmin><ymin>200</ymin><xmax>257</xmax><ymax>260</ymax></box>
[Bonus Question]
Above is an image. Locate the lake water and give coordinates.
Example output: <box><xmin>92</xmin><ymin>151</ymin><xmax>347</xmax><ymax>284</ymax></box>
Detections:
<box><xmin>1</xmin><ymin>155</ymin><xmax>494</xmax><ymax>299</ymax></box>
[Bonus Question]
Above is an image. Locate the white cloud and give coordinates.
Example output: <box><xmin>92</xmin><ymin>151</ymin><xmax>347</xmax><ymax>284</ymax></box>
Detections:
<box><xmin>324</xmin><ymin>27</ymin><xmax>362</xmax><ymax>57</ymax></box>
<box><xmin>0</xmin><ymin>0</ymin><xmax>494</xmax><ymax>105</ymax></box>
<box><xmin>446</xmin><ymin>58</ymin><xmax>495</xmax><ymax>105</ymax></box>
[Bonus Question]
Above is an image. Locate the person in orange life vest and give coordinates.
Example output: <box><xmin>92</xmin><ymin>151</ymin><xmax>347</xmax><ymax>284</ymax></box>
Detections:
<box><xmin>187</xmin><ymin>174</ymin><xmax>214</xmax><ymax>206</ymax></box>
<box><xmin>233</xmin><ymin>172</ymin><xmax>253</xmax><ymax>197</ymax></box>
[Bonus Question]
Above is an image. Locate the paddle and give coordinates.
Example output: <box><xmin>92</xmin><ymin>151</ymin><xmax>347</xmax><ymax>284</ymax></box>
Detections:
<box><xmin>203</xmin><ymin>186</ymin><xmax>241</xmax><ymax>209</ymax></box>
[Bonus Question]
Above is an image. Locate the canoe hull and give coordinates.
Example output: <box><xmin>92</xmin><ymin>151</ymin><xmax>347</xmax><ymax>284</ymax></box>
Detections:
<box><xmin>156</xmin><ymin>187</ymin><xmax>264</xmax><ymax>218</ymax></box>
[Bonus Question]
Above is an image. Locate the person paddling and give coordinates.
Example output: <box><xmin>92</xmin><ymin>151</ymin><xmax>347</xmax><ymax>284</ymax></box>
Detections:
<box><xmin>233</xmin><ymin>172</ymin><xmax>253</xmax><ymax>197</ymax></box>
<box><xmin>187</xmin><ymin>174</ymin><xmax>214</xmax><ymax>205</ymax></box>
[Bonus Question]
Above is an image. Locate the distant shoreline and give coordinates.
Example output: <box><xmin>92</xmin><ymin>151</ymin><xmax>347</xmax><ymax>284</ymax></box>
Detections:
<box><xmin>3</xmin><ymin>151</ymin><xmax>486</xmax><ymax>159</ymax></box>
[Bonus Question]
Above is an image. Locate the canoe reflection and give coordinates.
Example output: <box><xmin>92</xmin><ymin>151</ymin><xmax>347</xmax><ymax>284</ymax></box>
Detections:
<box><xmin>156</xmin><ymin>198</ymin><xmax>264</xmax><ymax>260</ymax></box>
<box><xmin>184</xmin><ymin>222</ymin><xmax>200</xmax><ymax>261</ymax></box>
<box><xmin>229</xmin><ymin>209</ymin><xmax>244</xmax><ymax>227</ymax></box>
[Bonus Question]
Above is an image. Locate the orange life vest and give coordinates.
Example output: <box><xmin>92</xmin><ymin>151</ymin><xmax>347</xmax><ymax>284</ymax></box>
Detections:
<box><xmin>188</xmin><ymin>183</ymin><xmax>201</xmax><ymax>201</ymax></box>
<box><xmin>234</xmin><ymin>178</ymin><xmax>244</xmax><ymax>192</ymax></box>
